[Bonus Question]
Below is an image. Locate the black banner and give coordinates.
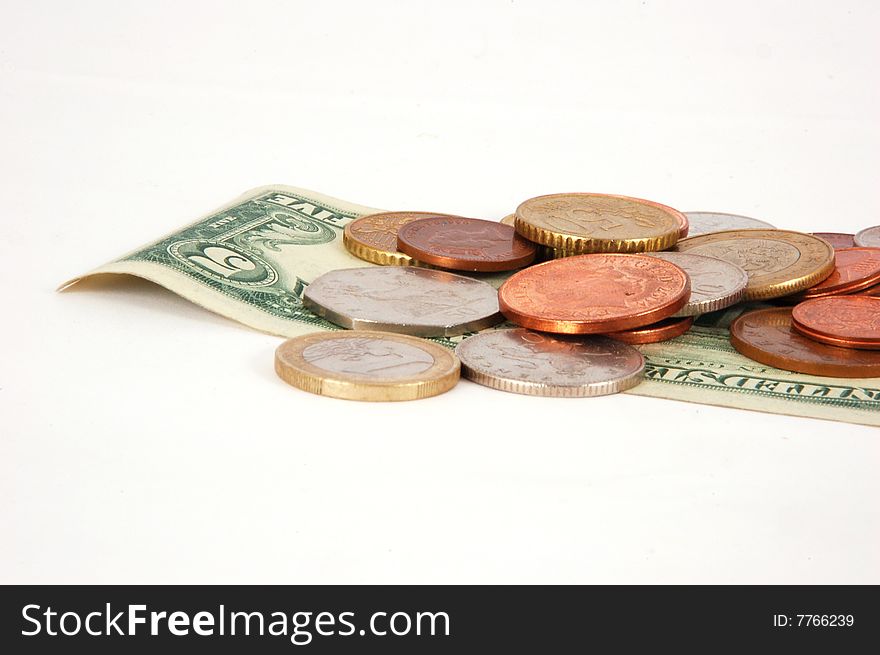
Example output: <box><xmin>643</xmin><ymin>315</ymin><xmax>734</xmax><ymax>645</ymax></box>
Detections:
<box><xmin>0</xmin><ymin>585</ymin><xmax>874</xmax><ymax>653</ymax></box>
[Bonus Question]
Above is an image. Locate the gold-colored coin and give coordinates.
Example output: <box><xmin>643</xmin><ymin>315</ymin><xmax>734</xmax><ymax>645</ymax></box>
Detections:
<box><xmin>274</xmin><ymin>330</ymin><xmax>460</xmax><ymax>401</ymax></box>
<box><xmin>514</xmin><ymin>193</ymin><xmax>683</xmax><ymax>254</ymax></box>
<box><xmin>343</xmin><ymin>211</ymin><xmax>459</xmax><ymax>266</ymax></box>
<box><xmin>675</xmin><ymin>229</ymin><xmax>835</xmax><ymax>300</ymax></box>
<box><xmin>501</xmin><ymin>214</ymin><xmax>558</xmax><ymax>261</ymax></box>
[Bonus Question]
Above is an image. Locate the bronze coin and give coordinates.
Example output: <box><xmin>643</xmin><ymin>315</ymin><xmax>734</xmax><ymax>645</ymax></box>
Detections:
<box><xmin>397</xmin><ymin>216</ymin><xmax>537</xmax><ymax>272</ymax></box>
<box><xmin>344</xmin><ymin>211</ymin><xmax>462</xmax><ymax>266</ymax></box>
<box><xmin>811</xmin><ymin>232</ymin><xmax>855</xmax><ymax>249</ymax></box>
<box><xmin>606</xmin><ymin>316</ymin><xmax>694</xmax><ymax>344</ymax></box>
<box><xmin>796</xmin><ymin>248</ymin><xmax>880</xmax><ymax>298</ymax></box>
<box><xmin>791</xmin><ymin>296</ymin><xmax>880</xmax><ymax>350</ymax></box>
<box><xmin>498</xmin><ymin>254</ymin><xmax>690</xmax><ymax>334</ymax></box>
<box><xmin>729</xmin><ymin>307</ymin><xmax>880</xmax><ymax>377</ymax></box>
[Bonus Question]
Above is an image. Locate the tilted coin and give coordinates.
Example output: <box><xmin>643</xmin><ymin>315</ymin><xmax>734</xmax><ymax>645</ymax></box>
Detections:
<box><xmin>854</xmin><ymin>225</ymin><xmax>880</xmax><ymax>248</ymax></box>
<box><xmin>397</xmin><ymin>216</ymin><xmax>536</xmax><ymax>272</ymax></box>
<box><xmin>275</xmin><ymin>331</ymin><xmax>460</xmax><ymax>401</ymax></box>
<box><xmin>791</xmin><ymin>296</ymin><xmax>880</xmax><ymax>350</ymax></box>
<box><xmin>455</xmin><ymin>328</ymin><xmax>644</xmax><ymax>397</ymax></box>
<box><xmin>811</xmin><ymin>232</ymin><xmax>855</xmax><ymax>249</ymax></box>
<box><xmin>303</xmin><ymin>267</ymin><xmax>502</xmax><ymax>337</ymax></box>
<box><xmin>605</xmin><ymin>316</ymin><xmax>694</xmax><ymax>344</ymax></box>
<box><xmin>729</xmin><ymin>307</ymin><xmax>880</xmax><ymax>377</ymax></box>
<box><xmin>343</xmin><ymin>211</ymin><xmax>461</xmax><ymax>266</ymax></box>
<box><xmin>795</xmin><ymin>248</ymin><xmax>880</xmax><ymax>298</ymax></box>
<box><xmin>514</xmin><ymin>193</ymin><xmax>683</xmax><ymax>254</ymax></box>
<box><xmin>646</xmin><ymin>252</ymin><xmax>748</xmax><ymax>316</ymax></box>
<box><xmin>683</xmin><ymin>212</ymin><xmax>776</xmax><ymax>237</ymax></box>
<box><xmin>675</xmin><ymin>229</ymin><xmax>835</xmax><ymax>300</ymax></box>
<box><xmin>498</xmin><ymin>254</ymin><xmax>690</xmax><ymax>334</ymax></box>
<box><xmin>500</xmin><ymin>214</ymin><xmax>516</xmax><ymax>226</ymax></box>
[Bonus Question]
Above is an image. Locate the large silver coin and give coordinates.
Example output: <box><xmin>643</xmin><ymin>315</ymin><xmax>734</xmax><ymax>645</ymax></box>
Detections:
<box><xmin>455</xmin><ymin>328</ymin><xmax>644</xmax><ymax>397</ymax></box>
<box><xmin>303</xmin><ymin>267</ymin><xmax>502</xmax><ymax>337</ymax></box>
<box><xmin>684</xmin><ymin>211</ymin><xmax>775</xmax><ymax>237</ymax></box>
<box><xmin>854</xmin><ymin>225</ymin><xmax>880</xmax><ymax>248</ymax></box>
<box><xmin>646</xmin><ymin>252</ymin><xmax>748</xmax><ymax>316</ymax></box>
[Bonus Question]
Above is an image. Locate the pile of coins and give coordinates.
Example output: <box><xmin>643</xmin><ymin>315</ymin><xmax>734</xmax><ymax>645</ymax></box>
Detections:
<box><xmin>274</xmin><ymin>192</ymin><xmax>880</xmax><ymax>400</ymax></box>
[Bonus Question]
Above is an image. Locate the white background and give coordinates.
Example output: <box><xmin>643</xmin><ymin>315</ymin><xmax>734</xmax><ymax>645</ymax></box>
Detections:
<box><xmin>2</xmin><ymin>0</ymin><xmax>878</xmax><ymax>584</ymax></box>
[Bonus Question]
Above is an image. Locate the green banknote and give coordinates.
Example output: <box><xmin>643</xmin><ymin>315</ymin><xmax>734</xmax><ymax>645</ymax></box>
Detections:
<box><xmin>62</xmin><ymin>186</ymin><xmax>880</xmax><ymax>427</ymax></box>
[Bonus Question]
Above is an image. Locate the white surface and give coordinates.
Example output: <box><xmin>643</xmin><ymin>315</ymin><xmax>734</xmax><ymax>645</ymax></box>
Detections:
<box><xmin>1</xmin><ymin>0</ymin><xmax>878</xmax><ymax>584</ymax></box>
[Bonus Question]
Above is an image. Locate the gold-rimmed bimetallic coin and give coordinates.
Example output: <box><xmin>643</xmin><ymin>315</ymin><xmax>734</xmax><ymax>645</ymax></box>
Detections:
<box><xmin>275</xmin><ymin>331</ymin><xmax>460</xmax><ymax>401</ymax></box>
<box><xmin>675</xmin><ymin>229</ymin><xmax>834</xmax><ymax>300</ymax></box>
<box><xmin>514</xmin><ymin>193</ymin><xmax>683</xmax><ymax>254</ymax></box>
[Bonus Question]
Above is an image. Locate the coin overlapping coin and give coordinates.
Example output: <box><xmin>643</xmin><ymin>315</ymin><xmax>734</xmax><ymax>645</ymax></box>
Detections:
<box><xmin>397</xmin><ymin>215</ymin><xmax>536</xmax><ymax>272</ymax></box>
<box><xmin>343</xmin><ymin>211</ymin><xmax>461</xmax><ymax>266</ymax></box>
<box><xmin>455</xmin><ymin>329</ymin><xmax>645</xmax><ymax>397</ymax></box>
<box><xmin>811</xmin><ymin>232</ymin><xmax>855</xmax><ymax>249</ymax></box>
<box><xmin>791</xmin><ymin>296</ymin><xmax>880</xmax><ymax>350</ymax></box>
<box><xmin>794</xmin><ymin>248</ymin><xmax>880</xmax><ymax>298</ymax></box>
<box><xmin>854</xmin><ymin>226</ymin><xmax>880</xmax><ymax>248</ymax></box>
<box><xmin>498</xmin><ymin>254</ymin><xmax>690</xmax><ymax>334</ymax></box>
<box><xmin>303</xmin><ymin>267</ymin><xmax>502</xmax><ymax>337</ymax></box>
<box><xmin>646</xmin><ymin>252</ymin><xmax>748</xmax><ymax>316</ymax></box>
<box><xmin>606</xmin><ymin>316</ymin><xmax>695</xmax><ymax>344</ymax></box>
<box><xmin>684</xmin><ymin>212</ymin><xmax>775</xmax><ymax>237</ymax></box>
<box><xmin>729</xmin><ymin>307</ymin><xmax>880</xmax><ymax>377</ymax></box>
<box><xmin>675</xmin><ymin>229</ymin><xmax>835</xmax><ymax>300</ymax></box>
<box><xmin>514</xmin><ymin>193</ymin><xmax>684</xmax><ymax>254</ymax></box>
<box><xmin>275</xmin><ymin>331</ymin><xmax>460</xmax><ymax>401</ymax></box>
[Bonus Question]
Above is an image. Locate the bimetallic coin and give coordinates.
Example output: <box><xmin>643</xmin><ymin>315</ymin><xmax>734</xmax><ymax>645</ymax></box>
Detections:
<box><xmin>811</xmin><ymin>232</ymin><xmax>855</xmax><ymax>249</ymax></box>
<box><xmin>683</xmin><ymin>212</ymin><xmax>776</xmax><ymax>237</ymax></box>
<box><xmin>303</xmin><ymin>267</ymin><xmax>502</xmax><ymax>337</ymax></box>
<box><xmin>498</xmin><ymin>254</ymin><xmax>690</xmax><ymax>334</ymax></box>
<box><xmin>854</xmin><ymin>225</ymin><xmax>880</xmax><ymax>248</ymax></box>
<box><xmin>792</xmin><ymin>296</ymin><xmax>880</xmax><ymax>350</ymax></box>
<box><xmin>343</xmin><ymin>211</ymin><xmax>461</xmax><ymax>266</ymax></box>
<box><xmin>397</xmin><ymin>216</ymin><xmax>536</xmax><ymax>272</ymax></box>
<box><xmin>275</xmin><ymin>331</ymin><xmax>460</xmax><ymax>401</ymax></box>
<box><xmin>647</xmin><ymin>252</ymin><xmax>748</xmax><ymax>316</ymax></box>
<box><xmin>605</xmin><ymin>316</ymin><xmax>694</xmax><ymax>344</ymax></box>
<box><xmin>729</xmin><ymin>307</ymin><xmax>880</xmax><ymax>377</ymax></box>
<box><xmin>675</xmin><ymin>229</ymin><xmax>834</xmax><ymax>300</ymax></box>
<box><xmin>514</xmin><ymin>193</ymin><xmax>683</xmax><ymax>254</ymax></box>
<box><xmin>455</xmin><ymin>329</ymin><xmax>644</xmax><ymax>397</ymax></box>
<box><xmin>796</xmin><ymin>248</ymin><xmax>880</xmax><ymax>298</ymax></box>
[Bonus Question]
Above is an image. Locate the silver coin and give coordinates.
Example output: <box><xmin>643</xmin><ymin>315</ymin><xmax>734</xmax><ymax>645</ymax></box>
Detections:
<box><xmin>854</xmin><ymin>225</ymin><xmax>880</xmax><ymax>248</ymax></box>
<box><xmin>646</xmin><ymin>252</ymin><xmax>748</xmax><ymax>316</ymax></box>
<box><xmin>303</xmin><ymin>267</ymin><xmax>503</xmax><ymax>337</ymax></box>
<box><xmin>684</xmin><ymin>212</ymin><xmax>775</xmax><ymax>237</ymax></box>
<box><xmin>455</xmin><ymin>328</ymin><xmax>645</xmax><ymax>397</ymax></box>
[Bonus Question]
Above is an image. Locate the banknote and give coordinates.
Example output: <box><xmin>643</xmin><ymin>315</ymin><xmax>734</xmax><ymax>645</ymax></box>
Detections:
<box><xmin>61</xmin><ymin>185</ymin><xmax>880</xmax><ymax>427</ymax></box>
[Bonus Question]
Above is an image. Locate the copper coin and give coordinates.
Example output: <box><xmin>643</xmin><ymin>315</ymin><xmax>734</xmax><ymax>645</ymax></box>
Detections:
<box><xmin>796</xmin><ymin>247</ymin><xmax>880</xmax><ymax>298</ymax></box>
<box><xmin>729</xmin><ymin>307</ymin><xmax>880</xmax><ymax>377</ymax></box>
<box><xmin>811</xmin><ymin>232</ymin><xmax>855</xmax><ymax>249</ymax></box>
<box><xmin>397</xmin><ymin>216</ymin><xmax>537</xmax><ymax>272</ymax></box>
<box><xmin>676</xmin><ymin>212</ymin><xmax>689</xmax><ymax>239</ymax></box>
<box><xmin>606</xmin><ymin>316</ymin><xmax>694</xmax><ymax>344</ymax></box>
<box><xmin>343</xmin><ymin>211</ymin><xmax>462</xmax><ymax>266</ymax></box>
<box><xmin>855</xmin><ymin>283</ymin><xmax>880</xmax><ymax>297</ymax></box>
<box><xmin>498</xmin><ymin>254</ymin><xmax>690</xmax><ymax>334</ymax></box>
<box><xmin>791</xmin><ymin>296</ymin><xmax>880</xmax><ymax>349</ymax></box>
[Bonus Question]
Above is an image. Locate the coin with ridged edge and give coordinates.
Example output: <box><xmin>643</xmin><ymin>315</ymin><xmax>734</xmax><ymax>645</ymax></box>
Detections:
<box><xmin>675</xmin><ymin>229</ymin><xmax>834</xmax><ymax>300</ymax></box>
<box><xmin>455</xmin><ymin>328</ymin><xmax>644</xmax><ymax>397</ymax></box>
<box><xmin>344</xmin><ymin>211</ymin><xmax>463</xmax><ymax>266</ymax></box>
<box><xmin>514</xmin><ymin>193</ymin><xmax>683</xmax><ymax>254</ymax></box>
<box><xmin>303</xmin><ymin>267</ymin><xmax>502</xmax><ymax>337</ymax></box>
<box><xmin>646</xmin><ymin>252</ymin><xmax>748</xmax><ymax>316</ymax></box>
<box><xmin>275</xmin><ymin>331</ymin><xmax>460</xmax><ymax>401</ymax></box>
